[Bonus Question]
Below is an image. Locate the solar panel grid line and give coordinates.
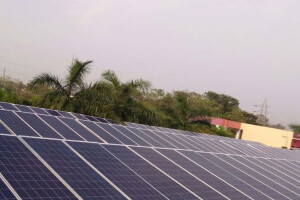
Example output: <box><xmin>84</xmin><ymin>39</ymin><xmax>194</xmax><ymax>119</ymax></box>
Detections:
<box><xmin>151</xmin><ymin>131</ymin><xmax>186</xmax><ymax>149</ymax></box>
<box><xmin>56</xmin><ymin>117</ymin><xmax>88</xmax><ymax>142</ymax></box>
<box><xmin>0</xmin><ymin>102</ymin><xmax>19</xmax><ymax>111</ymax></box>
<box><xmin>204</xmin><ymin>139</ymin><xmax>241</xmax><ymax>155</ymax></box>
<box><xmin>247</xmin><ymin>144</ymin><xmax>284</xmax><ymax>159</ymax></box>
<box><xmin>154</xmin><ymin>149</ymin><xmax>240</xmax><ymax>200</ymax></box>
<box><xmin>141</xmin><ymin>130</ymin><xmax>177</xmax><ymax>149</ymax></box>
<box><xmin>174</xmin><ymin>151</ymin><xmax>256</xmax><ymax>200</ymax></box>
<box><xmin>256</xmin><ymin>158</ymin><xmax>300</xmax><ymax>184</ymax></box>
<box><xmin>101</xmin><ymin>145</ymin><xmax>170</xmax><ymax>200</ymax></box>
<box><xmin>218</xmin><ymin>155</ymin><xmax>298</xmax><ymax>200</ymax></box>
<box><xmin>127</xmin><ymin>147</ymin><xmax>201</xmax><ymax>200</ymax></box>
<box><xmin>71</xmin><ymin>112</ymin><xmax>89</xmax><ymax>121</ymax></box>
<box><xmin>11</xmin><ymin>111</ymin><xmax>43</xmax><ymax>137</ymax></box>
<box><xmin>212</xmin><ymin>154</ymin><xmax>291</xmax><ymax>200</ymax></box>
<box><xmin>188</xmin><ymin>152</ymin><xmax>275</xmax><ymax>200</ymax></box>
<box><xmin>132</xmin><ymin>147</ymin><xmax>228</xmax><ymax>200</ymax></box>
<box><xmin>16</xmin><ymin>112</ymin><xmax>63</xmax><ymax>139</ymax></box>
<box><xmin>38</xmin><ymin>114</ymin><xmax>85</xmax><ymax>141</ymax></box>
<box><xmin>36</xmin><ymin>114</ymin><xmax>68</xmax><ymax>140</ymax></box>
<box><xmin>183</xmin><ymin>136</ymin><xmax>218</xmax><ymax>153</ymax></box>
<box><xmin>68</xmin><ymin>142</ymin><xmax>167</xmax><ymax>200</ymax></box>
<box><xmin>158</xmin><ymin>132</ymin><xmax>191</xmax><ymax>149</ymax></box>
<box><xmin>228</xmin><ymin>156</ymin><xmax>300</xmax><ymax>198</ymax></box>
<box><xmin>219</xmin><ymin>141</ymin><xmax>254</xmax><ymax>157</ymax></box>
<box><xmin>126</xmin><ymin>127</ymin><xmax>168</xmax><ymax>148</ymax></box>
<box><xmin>58</xmin><ymin>117</ymin><xmax>103</xmax><ymax>143</ymax></box>
<box><xmin>63</xmin><ymin>141</ymin><xmax>131</xmax><ymax>200</ymax></box>
<box><xmin>29</xmin><ymin>106</ymin><xmax>49</xmax><ymax>115</ymax></box>
<box><xmin>245</xmin><ymin>157</ymin><xmax>300</xmax><ymax>190</ymax></box>
<box><xmin>104</xmin><ymin>145</ymin><xmax>199</xmax><ymax>200</ymax></box>
<box><xmin>170</xmin><ymin>134</ymin><xmax>201</xmax><ymax>151</ymax></box>
<box><xmin>14</xmin><ymin>104</ymin><xmax>35</xmax><ymax>113</ymax></box>
<box><xmin>285</xmin><ymin>160</ymin><xmax>300</xmax><ymax>173</ymax></box>
<box><xmin>0</xmin><ymin>120</ymin><xmax>15</xmax><ymax>135</ymax></box>
<box><xmin>113</xmin><ymin>125</ymin><xmax>153</xmax><ymax>147</ymax></box>
<box><xmin>77</xmin><ymin>120</ymin><xmax>109</xmax><ymax>144</ymax></box>
<box><xmin>18</xmin><ymin>137</ymin><xmax>84</xmax><ymax>200</ymax></box>
<box><xmin>97</xmin><ymin>123</ymin><xmax>138</xmax><ymax>146</ymax></box>
<box><xmin>80</xmin><ymin>120</ymin><xmax>124</xmax><ymax>144</ymax></box>
<box><xmin>0</xmin><ymin>173</ymin><xmax>21</xmax><ymax>200</ymax></box>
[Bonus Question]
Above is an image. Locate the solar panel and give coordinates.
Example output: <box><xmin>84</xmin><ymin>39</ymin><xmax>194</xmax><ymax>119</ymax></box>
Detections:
<box><xmin>68</xmin><ymin>142</ymin><xmax>167</xmax><ymax>200</ymax></box>
<box><xmin>58</xmin><ymin>111</ymin><xmax>76</xmax><ymax>119</ymax></box>
<box><xmin>97</xmin><ymin>123</ymin><xmax>137</xmax><ymax>145</ymax></box>
<box><xmin>16</xmin><ymin>112</ymin><xmax>63</xmax><ymax>139</ymax></box>
<box><xmin>30</xmin><ymin>106</ymin><xmax>49</xmax><ymax>115</ymax></box>
<box><xmin>79</xmin><ymin>120</ymin><xmax>122</xmax><ymax>144</ymax></box>
<box><xmin>39</xmin><ymin>115</ymin><xmax>84</xmax><ymax>141</ymax></box>
<box><xmin>180</xmin><ymin>151</ymin><xmax>272</xmax><ymax>200</ymax></box>
<box><xmin>103</xmin><ymin>145</ymin><xmax>198</xmax><ymax>199</ymax></box>
<box><xmin>71</xmin><ymin>113</ymin><xmax>88</xmax><ymax>120</ymax></box>
<box><xmin>131</xmin><ymin>147</ymin><xmax>227</xmax><ymax>200</ymax></box>
<box><xmin>0</xmin><ymin>178</ymin><xmax>17</xmax><ymax>200</ymax></box>
<box><xmin>14</xmin><ymin>104</ymin><xmax>34</xmax><ymax>113</ymax></box>
<box><xmin>45</xmin><ymin>109</ymin><xmax>62</xmax><ymax>117</ymax></box>
<box><xmin>157</xmin><ymin>149</ymin><xmax>251</xmax><ymax>199</ymax></box>
<box><xmin>2</xmin><ymin>102</ymin><xmax>300</xmax><ymax>200</ymax></box>
<box><xmin>0</xmin><ymin>102</ymin><xmax>18</xmax><ymax>111</ymax></box>
<box><xmin>111</xmin><ymin>125</ymin><xmax>152</xmax><ymax>146</ymax></box>
<box><xmin>0</xmin><ymin>135</ymin><xmax>77</xmax><ymax>199</ymax></box>
<box><xmin>126</xmin><ymin>127</ymin><xmax>165</xmax><ymax>147</ymax></box>
<box><xmin>215</xmin><ymin>154</ymin><xmax>299</xmax><ymax>199</ymax></box>
<box><xmin>59</xmin><ymin>117</ymin><xmax>104</xmax><ymax>143</ymax></box>
<box><xmin>0</xmin><ymin>123</ymin><xmax>11</xmax><ymax>135</ymax></box>
<box><xmin>0</xmin><ymin>110</ymin><xmax>39</xmax><ymax>137</ymax></box>
<box><xmin>24</xmin><ymin>138</ymin><xmax>126</xmax><ymax>200</ymax></box>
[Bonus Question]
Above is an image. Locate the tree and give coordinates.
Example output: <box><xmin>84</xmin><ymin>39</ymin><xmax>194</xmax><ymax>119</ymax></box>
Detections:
<box><xmin>29</xmin><ymin>59</ymin><xmax>92</xmax><ymax>110</ymax></box>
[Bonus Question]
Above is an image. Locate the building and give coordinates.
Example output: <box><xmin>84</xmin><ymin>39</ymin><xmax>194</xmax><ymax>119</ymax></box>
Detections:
<box><xmin>210</xmin><ymin>118</ymin><xmax>294</xmax><ymax>149</ymax></box>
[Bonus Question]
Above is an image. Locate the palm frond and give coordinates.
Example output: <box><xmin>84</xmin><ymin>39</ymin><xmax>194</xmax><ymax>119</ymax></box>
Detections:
<box><xmin>66</xmin><ymin>59</ymin><xmax>92</xmax><ymax>94</ymax></box>
<box><xmin>29</xmin><ymin>73</ymin><xmax>65</xmax><ymax>92</ymax></box>
<box><xmin>101</xmin><ymin>70</ymin><xmax>121</xmax><ymax>89</ymax></box>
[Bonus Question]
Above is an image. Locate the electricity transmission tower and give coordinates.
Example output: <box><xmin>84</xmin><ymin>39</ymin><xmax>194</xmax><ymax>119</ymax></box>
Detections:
<box><xmin>255</xmin><ymin>98</ymin><xmax>268</xmax><ymax>126</ymax></box>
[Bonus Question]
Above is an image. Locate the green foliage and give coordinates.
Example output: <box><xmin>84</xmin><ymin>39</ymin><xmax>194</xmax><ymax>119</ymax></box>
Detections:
<box><xmin>1</xmin><ymin>58</ymin><xmax>272</xmax><ymax>138</ymax></box>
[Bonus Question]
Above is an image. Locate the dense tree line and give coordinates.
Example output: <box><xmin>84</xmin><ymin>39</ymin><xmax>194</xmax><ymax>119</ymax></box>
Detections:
<box><xmin>1</xmin><ymin>59</ymin><xmax>263</xmax><ymax>137</ymax></box>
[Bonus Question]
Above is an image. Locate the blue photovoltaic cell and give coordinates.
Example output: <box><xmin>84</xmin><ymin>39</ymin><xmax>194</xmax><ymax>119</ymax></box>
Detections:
<box><xmin>58</xmin><ymin>111</ymin><xmax>76</xmax><ymax>119</ymax></box>
<box><xmin>103</xmin><ymin>145</ymin><xmax>197</xmax><ymax>200</ymax></box>
<box><xmin>126</xmin><ymin>127</ymin><xmax>165</xmax><ymax>147</ymax></box>
<box><xmin>0</xmin><ymin>123</ymin><xmax>11</xmax><ymax>135</ymax></box>
<box><xmin>157</xmin><ymin>149</ymin><xmax>251</xmax><ymax>200</ymax></box>
<box><xmin>45</xmin><ymin>109</ymin><xmax>62</xmax><ymax>117</ymax></box>
<box><xmin>0</xmin><ymin>102</ymin><xmax>18</xmax><ymax>111</ymax></box>
<box><xmin>59</xmin><ymin>117</ymin><xmax>104</xmax><ymax>142</ymax></box>
<box><xmin>30</xmin><ymin>107</ymin><xmax>49</xmax><ymax>115</ymax></box>
<box><xmin>214</xmin><ymin>154</ymin><xmax>292</xmax><ymax>200</ymax></box>
<box><xmin>14</xmin><ymin>105</ymin><xmax>34</xmax><ymax>113</ymax></box>
<box><xmin>79</xmin><ymin>120</ymin><xmax>122</xmax><ymax>144</ymax></box>
<box><xmin>16</xmin><ymin>112</ymin><xmax>63</xmax><ymax>139</ymax></box>
<box><xmin>0</xmin><ymin>179</ymin><xmax>17</xmax><ymax>200</ymax></box>
<box><xmin>140</xmin><ymin>129</ymin><xmax>176</xmax><ymax>148</ymax></box>
<box><xmin>95</xmin><ymin>117</ymin><xmax>109</xmax><ymax>123</ymax></box>
<box><xmin>131</xmin><ymin>147</ymin><xmax>226</xmax><ymax>200</ymax></box>
<box><xmin>97</xmin><ymin>123</ymin><xmax>137</xmax><ymax>145</ymax></box>
<box><xmin>181</xmin><ymin>151</ymin><xmax>273</xmax><ymax>200</ymax></box>
<box><xmin>0</xmin><ymin>110</ymin><xmax>39</xmax><ymax>137</ymax></box>
<box><xmin>112</xmin><ymin>125</ymin><xmax>151</xmax><ymax>146</ymax></box>
<box><xmin>71</xmin><ymin>113</ymin><xmax>88</xmax><ymax>120</ymax></box>
<box><xmin>25</xmin><ymin>138</ymin><xmax>126</xmax><ymax>200</ymax></box>
<box><xmin>39</xmin><ymin>115</ymin><xmax>83</xmax><ymax>141</ymax></box>
<box><xmin>154</xmin><ymin>132</ymin><xmax>188</xmax><ymax>149</ymax></box>
<box><xmin>68</xmin><ymin>142</ymin><xmax>166</xmax><ymax>200</ymax></box>
<box><xmin>0</xmin><ymin>135</ymin><xmax>77</xmax><ymax>200</ymax></box>
<box><xmin>84</xmin><ymin>115</ymin><xmax>98</xmax><ymax>122</ymax></box>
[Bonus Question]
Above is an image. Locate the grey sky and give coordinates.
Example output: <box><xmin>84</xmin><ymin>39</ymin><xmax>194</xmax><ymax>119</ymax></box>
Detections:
<box><xmin>1</xmin><ymin>0</ymin><xmax>300</xmax><ymax>126</ymax></box>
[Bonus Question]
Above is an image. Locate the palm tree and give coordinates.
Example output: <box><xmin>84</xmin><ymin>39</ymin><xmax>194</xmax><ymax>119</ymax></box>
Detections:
<box><xmin>29</xmin><ymin>59</ymin><xmax>92</xmax><ymax>110</ymax></box>
<box><xmin>101</xmin><ymin>70</ymin><xmax>160</xmax><ymax>124</ymax></box>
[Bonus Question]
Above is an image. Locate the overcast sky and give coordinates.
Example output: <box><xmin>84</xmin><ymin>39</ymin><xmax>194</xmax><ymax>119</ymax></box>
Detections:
<box><xmin>1</xmin><ymin>0</ymin><xmax>300</xmax><ymax>127</ymax></box>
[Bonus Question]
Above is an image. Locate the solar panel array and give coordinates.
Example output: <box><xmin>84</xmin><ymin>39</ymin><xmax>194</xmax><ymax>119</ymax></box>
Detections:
<box><xmin>0</xmin><ymin>102</ymin><xmax>300</xmax><ymax>199</ymax></box>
